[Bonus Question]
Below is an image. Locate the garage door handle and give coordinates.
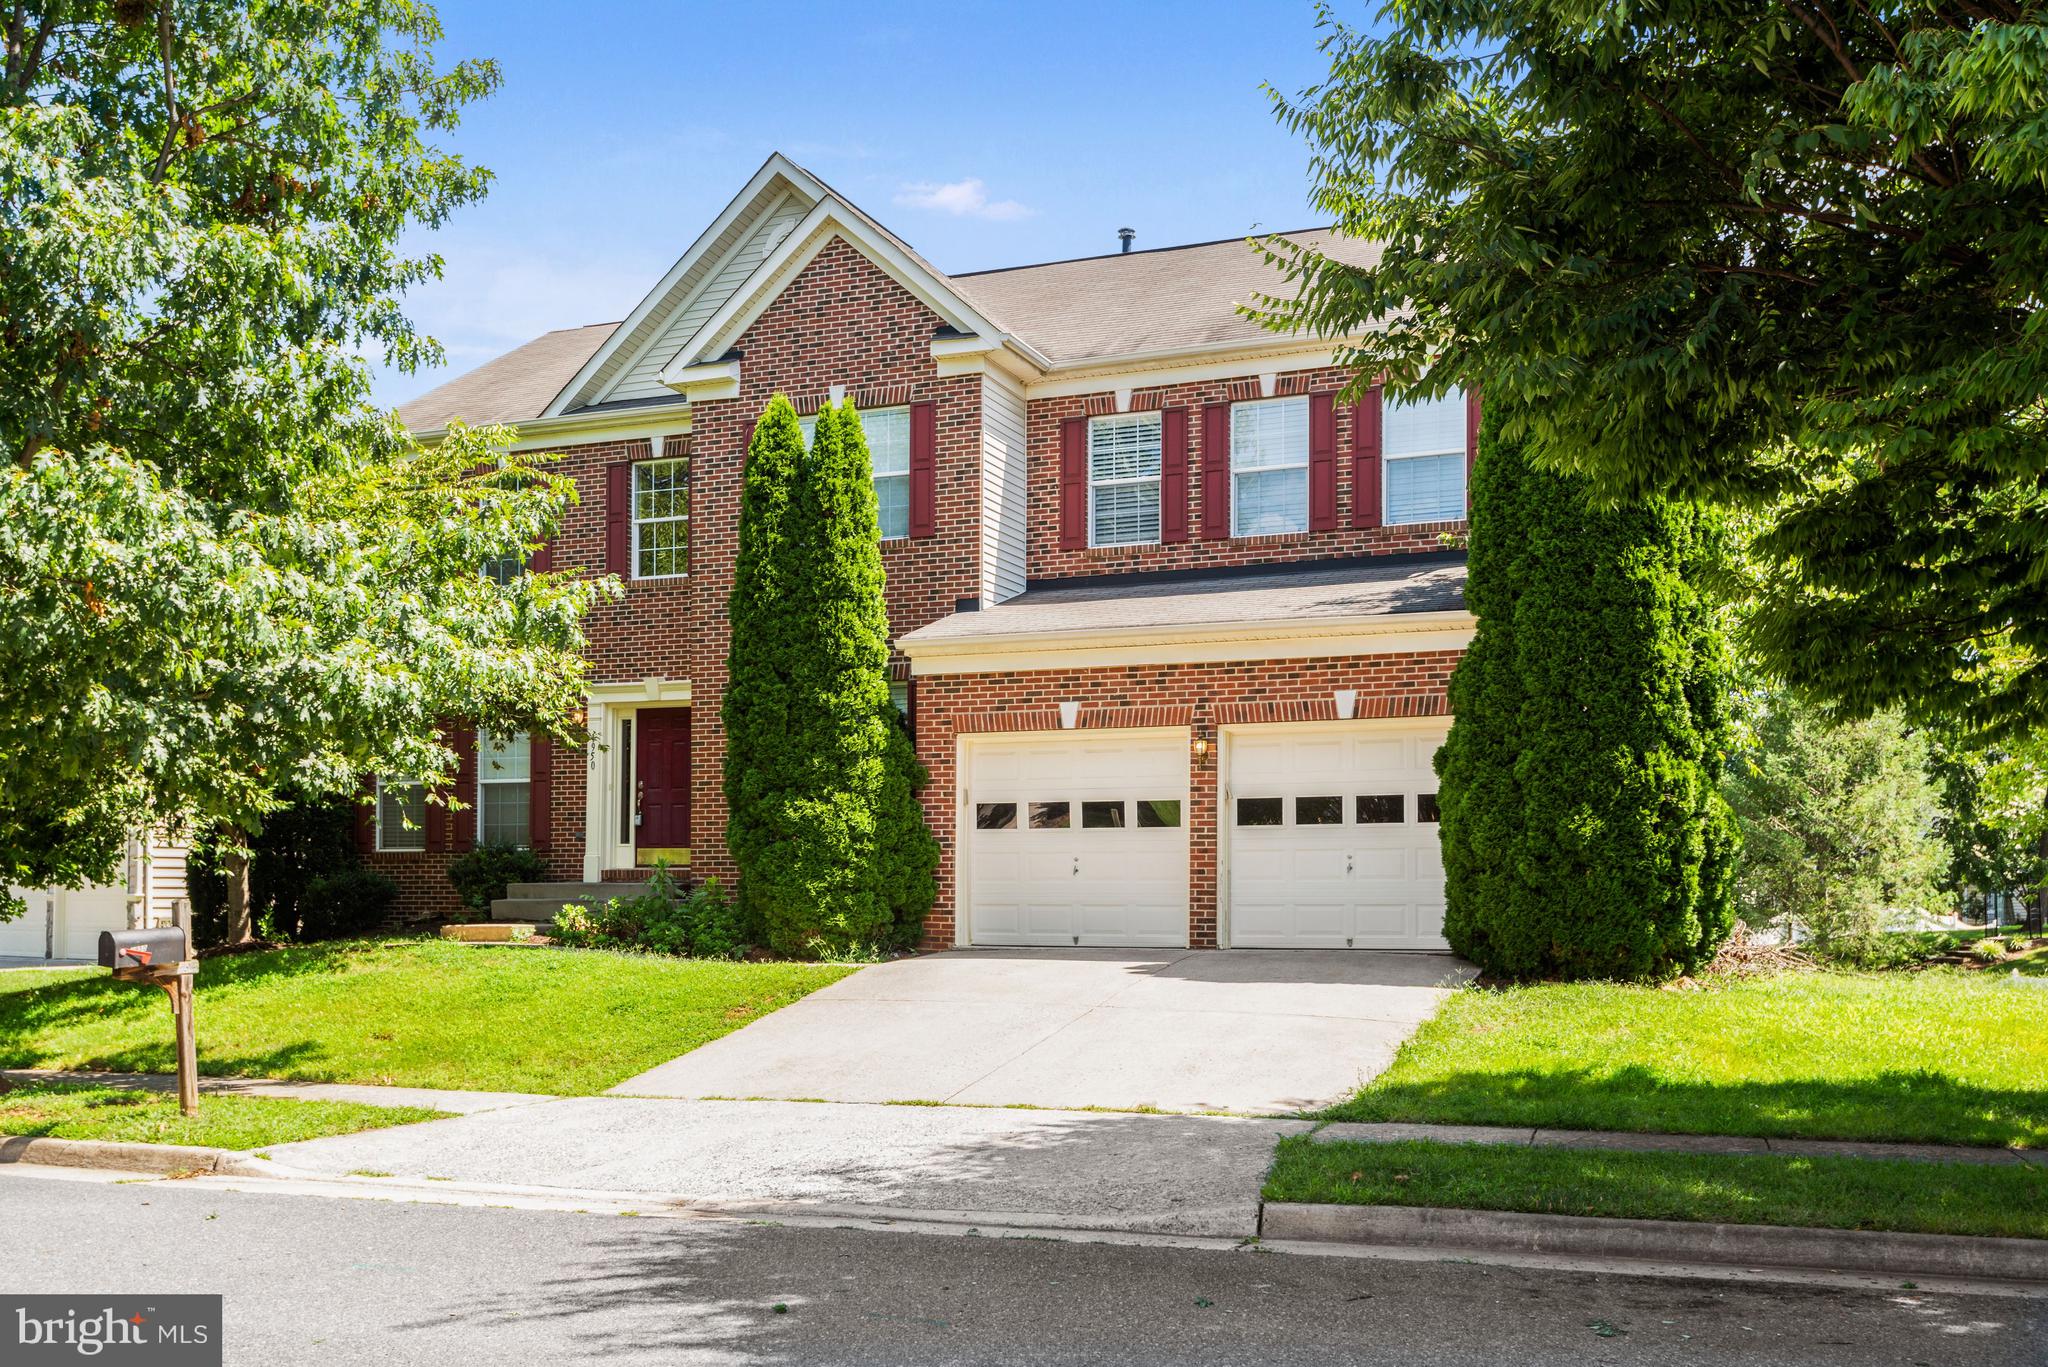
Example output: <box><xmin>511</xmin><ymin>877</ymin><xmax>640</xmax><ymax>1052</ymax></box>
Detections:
<box><xmin>1072</xmin><ymin>857</ymin><xmax>1080</xmax><ymax>877</ymax></box>
<box><xmin>1346</xmin><ymin>855</ymin><xmax>1354</xmax><ymax>875</ymax></box>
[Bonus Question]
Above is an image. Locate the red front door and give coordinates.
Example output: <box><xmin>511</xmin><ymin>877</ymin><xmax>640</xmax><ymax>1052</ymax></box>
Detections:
<box><xmin>636</xmin><ymin>707</ymin><xmax>691</xmax><ymax>858</ymax></box>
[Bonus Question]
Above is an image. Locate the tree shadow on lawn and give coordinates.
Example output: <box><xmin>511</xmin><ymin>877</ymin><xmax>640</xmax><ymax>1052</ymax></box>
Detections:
<box><xmin>1328</xmin><ymin>1065</ymin><xmax>2048</xmax><ymax>1148</ymax></box>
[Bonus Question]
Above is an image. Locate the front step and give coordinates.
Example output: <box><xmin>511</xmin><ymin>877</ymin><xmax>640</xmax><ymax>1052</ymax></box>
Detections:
<box><xmin>490</xmin><ymin>880</ymin><xmax>654</xmax><ymax>923</ymax></box>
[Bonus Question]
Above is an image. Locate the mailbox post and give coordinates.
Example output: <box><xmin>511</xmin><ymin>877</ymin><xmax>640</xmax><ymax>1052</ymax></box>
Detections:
<box><xmin>98</xmin><ymin>926</ymin><xmax>199</xmax><ymax>1116</ymax></box>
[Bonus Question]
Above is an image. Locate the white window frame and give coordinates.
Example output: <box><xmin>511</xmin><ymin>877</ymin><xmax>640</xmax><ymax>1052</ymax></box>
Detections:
<box><xmin>800</xmin><ymin>407</ymin><xmax>912</xmax><ymax>541</ymax></box>
<box><xmin>375</xmin><ymin>777</ymin><xmax>426</xmax><ymax>853</ymax></box>
<box><xmin>1229</xmin><ymin>396</ymin><xmax>1310</xmax><ymax>539</ymax></box>
<box><xmin>632</xmin><ymin>458</ymin><xmax>689</xmax><ymax>580</ymax></box>
<box><xmin>1382</xmin><ymin>388</ymin><xmax>1469</xmax><ymax>526</ymax></box>
<box><xmin>1086</xmin><ymin>412</ymin><xmax>1163</xmax><ymax>548</ymax></box>
<box><xmin>475</xmin><ymin>729</ymin><xmax>532</xmax><ymax>849</ymax></box>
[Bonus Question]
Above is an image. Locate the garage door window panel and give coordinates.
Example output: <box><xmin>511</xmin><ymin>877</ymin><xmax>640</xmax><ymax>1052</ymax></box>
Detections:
<box><xmin>976</xmin><ymin>802</ymin><xmax>1017</xmax><ymax>830</ymax></box>
<box><xmin>1030</xmin><ymin>801</ymin><xmax>1071</xmax><ymax>830</ymax></box>
<box><xmin>1357</xmin><ymin>794</ymin><xmax>1405</xmax><ymax>824</ymax></box>
<box><xmin>1236</xmin><ymin>797</ymin><xmax>1283</xmax><ymax>827</ymax></box>
<box><xmin>1296</xmin><ymin>795</ymin><xmax>1344</xmax><ymax>825</ymax></box>
<box><xmin>1081</xmin><ymin>800</ymin><xmax>1126</xmax><ymax>829</ymax></box>
<box><xmin>1418</xmin><ymin>793</ymin><xmax>1442</xmax><ymax>822</ymax></box>
<box><xmin>1137</xmin><ymin>800</ymin><xmax>1181</xmax><ymax>828</ymax></box>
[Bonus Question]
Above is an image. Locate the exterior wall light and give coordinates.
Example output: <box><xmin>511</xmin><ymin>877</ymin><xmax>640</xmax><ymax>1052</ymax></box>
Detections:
<box><xmin>1191</xmin><ymin>734</ymin><xmax>1211</xmax><ymax>763</ymax></box>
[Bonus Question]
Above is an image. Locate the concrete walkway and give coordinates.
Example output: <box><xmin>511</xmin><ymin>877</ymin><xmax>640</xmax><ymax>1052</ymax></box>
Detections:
<box><xmin>1315</xmin><ymin>1121</ymin><xmax>2048</xmax><ymax>1167</ymax></box>
<box><xmin>260</xmin><ymin>1096</ymin><xmax>1310</xmax><ymax>1237</ymax></box>
<box><xmin>2</xmin><ymin>1069</ymin><xmax>550</xmax><ymax>1116</ymax></box>
<box><xmin>617</xmin><ymin>947</ymin><xmax>1475</xmax><ymax>1115</ymax></box>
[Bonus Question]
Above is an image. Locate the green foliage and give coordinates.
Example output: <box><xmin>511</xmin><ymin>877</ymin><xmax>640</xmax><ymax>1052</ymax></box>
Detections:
<box><xmin>550</xmin><ymin>869</ymin><xmax>746</xmax><ymax>960</ymax></box>
<box><xmin>1723</xmin><ymin>696</ymin><xmax>1951</xmax><ymax>963</ymax></box>
<box><xmin>722</xmin><ymin>398</ymin><xmax>937</xmax><ymax>957</ymax></box>
<box><xmin>1437</xmin><ymin>410</ymin><xmax>1737</xmax><ymax>981</ymax></box>
<box><xmin>0</xmin><ymin>3</ymin><xmax>609</xmax><ymax>921</ymax></box>
<box><xmin>189</xmin><ymin>797</ymin><xmax>390</xmax><ymax>945</ymax></box>
<box><xmin>1926</xmin><ymin>731</ymin><xmax>2047</xmax><ymax>911</ymax></box>
<box><xmin>446</xmin><ymin>843</ymin><xmax>547</xmax><ymax>916</ymax></box>
<box><xmin>1258</xmin><ymin>1</ymin><xmax>2048</xmax><ymax>738</ymax></box>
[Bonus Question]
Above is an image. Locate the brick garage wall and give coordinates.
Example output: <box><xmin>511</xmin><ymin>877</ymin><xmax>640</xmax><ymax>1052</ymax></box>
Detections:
<box><xmin>684</xmin><ymin>236</ymin><xmax>986</xmax><ymax>888</ymax></box>
<box><xmin>911</xmin><ymin>649</ymin><xmax>1462</xmax><ymax>949</ymax></box>
<box><xmin>1026</xmin><ymin>367</ymin><xmax>1462</xmax><ymax>583</ymax></box>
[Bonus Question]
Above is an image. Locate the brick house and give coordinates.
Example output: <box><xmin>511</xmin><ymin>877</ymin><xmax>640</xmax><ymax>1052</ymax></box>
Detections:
<box><xmin>377</xmin><ymin>153</ymin><xmax>1475</xmax><ymax>951</ymax></box>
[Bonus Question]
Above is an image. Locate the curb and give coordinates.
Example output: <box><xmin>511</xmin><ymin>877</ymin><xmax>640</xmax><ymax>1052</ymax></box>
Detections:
<box><xmin>1258</xmin><ymin>1202</ymin><xmax>2048</xmax><ymax>1283</ymax></box>
<box><xmin>0</xmin><ymin>1135</ymin><xmax>271</xmax><ymax>1178</ymax></box>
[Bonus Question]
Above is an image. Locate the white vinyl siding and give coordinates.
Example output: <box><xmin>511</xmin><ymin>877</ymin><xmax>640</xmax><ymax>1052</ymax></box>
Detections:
<box><xmin>633</xmin><ymin>459</ymin><xmax>689</xmax><ymax>579</ymax></box>
<box><xmin>376</xmin><ymin>779</ymin><xmax>426</xmax><ymax>853</ymax></box>
<box><xmin>1230</xmin><ymin>397</ymin><xmax>1310</xmax><ymax>537</ymax></box>
<box><xmin>1087</xmin><ymin>413</ymin><xmax>1162</xmax><ymax>547</ymax></box>
<box><xmin>800</xmin><ymin>407</ymin><xmax>912</xmax><ymax>541</ymax></box>
<box><xmin>1383</xmin><ymin>390</ymin><xmax>1468</xmax><ymax>524</ymax></box>
<box><xmin>980</xmin><ymin>371</ymin><xmax>1028</xmax><ymax>605</ymax></box>
<box><xmin>600</xmin><ymin>195</ymin><xmax>809</xmax><ymax>404</ymax></box>
<box><xmin>477</xmin><ymin>729</ymin><xmax>532</xmax><ymax>848</ymax></box>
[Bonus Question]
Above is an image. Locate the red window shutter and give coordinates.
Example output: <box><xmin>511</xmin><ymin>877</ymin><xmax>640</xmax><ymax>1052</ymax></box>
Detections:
<box><xmin>1059</xmin><ymin>416</ymin><xmax>1088</xmax><ymax>550</ymax></box>
<box><xmin>1465</xmin><ymin>387</ymin><xmax>1482</xmax><ymax>513</ymax></box>
<box><xmin>1200</xmin><ymin>403</ymin><xmax>1231</xmax><ymax>540</ymax></box>
<box><xmin>425</xmin><ymin>795</ymin><xmax>447</xmax><ymax>854</ymax></box>
<box><xmin>355</xmin><ymin>790</ymin><xmax>376</xmax><ymax>856</ymax></box>
<box><xmin>451</xmin><ymin>726</ymin><xmax>478</xmax><ymax>853</ymax></box>
<box><xmin>909</xmin><ymin>400</ymin><xmax>937</xmax><ymax>538</ymax></box>
<box><xmin>605</xmin><ymin>462</ymin><xmax>632</xmax><ymax>577</ymax></box>
<box><xmin>529</xmin><ymin>736</ymin><xmax>553</xmax><ymax>851</ymax></box>
<box><xmin>1309</xmin><ymin>392</ymin><xmax>1338</xmax><ymax>531</ymax></box>
<box><xmin>527</xmin><ymin>540</ymin><xmax>552</xmax><ymax>575</ymax></box>
<box><xmin>1160</xmin><ymin>407</ymin><xmax>1189</xmax><ymax>544</ymax></box>
<box><xmin>1351</xmin><ymin>386</ymin><xmax>1384</xmax><ymax>530</ymax></box>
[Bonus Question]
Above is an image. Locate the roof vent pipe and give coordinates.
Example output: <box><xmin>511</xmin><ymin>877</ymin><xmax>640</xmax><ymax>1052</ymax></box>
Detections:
<box><xmin>1117</xmin><ymin>227</ymin><xmax>1135</xmax><ymax>254</ymax></box>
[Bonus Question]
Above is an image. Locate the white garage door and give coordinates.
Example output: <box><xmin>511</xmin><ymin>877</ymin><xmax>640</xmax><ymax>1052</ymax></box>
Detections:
<box><xmin>965</xmin><ymin>732</ymin><xmax>1188</xmax><ymax>947</ymax></box>
<box><xmin>1226</xmin><ymin>721</ymin><xmax>1451</xmax><ymax>950</ymax></box>
<box><xmin>0</xmin><ymin>890</ymin><xmax>54</xmax><ymax>957</ymax></box>
<box><xmin>0</xmin><ymin>886</ymin><xmax>130</xmax><ymax>960</ymax></box>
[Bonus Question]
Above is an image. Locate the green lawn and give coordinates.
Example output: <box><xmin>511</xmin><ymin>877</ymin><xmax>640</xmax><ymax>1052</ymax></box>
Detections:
<box><xmin>0</xmin><ymin>1080</ymin><xmax>444</xmax><ymax>1151</ymax></box>
<box><xmin>0</xmin><ymin>939</ymin><xmax>856</xmax><ymax>1095</ymax></box>
<box><xmin>1265</xmin><ymin>1137</ymin><xmax>2048</xmax><ymax>1241</ymax></box>
<box><xmin>1328</xmin><ymin>970</ymin><xmax>2046</xmax><ymax>1148</ymax></box>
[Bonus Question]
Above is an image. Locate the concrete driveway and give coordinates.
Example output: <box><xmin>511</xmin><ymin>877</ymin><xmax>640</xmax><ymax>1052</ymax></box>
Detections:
<box><xmin>615</xmin><ymin>947</ymin><xmax>1474</xmax><ymax>1115</ymax></box>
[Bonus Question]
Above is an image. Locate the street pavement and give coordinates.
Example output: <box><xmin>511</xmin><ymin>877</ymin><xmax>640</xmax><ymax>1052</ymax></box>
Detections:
<box><xmin>2</xmin><ymin>1167</ymin><xmax>2040</xmax><ymax>1366</ymax></box>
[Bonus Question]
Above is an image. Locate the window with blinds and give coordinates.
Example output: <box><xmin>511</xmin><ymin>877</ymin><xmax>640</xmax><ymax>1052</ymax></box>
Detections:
<box><xmin>801</xmin><ymin>407</ymin><xmax>912</xmax><ymax>540</ymax></box>
<box><xmin>1087</xmin><ymin>412</ymin><xmax>1162</xmax><ymax>546</ymax></box>
<box><xmin>633</xmin><ymin>459</ymin><xmax>689</xmax><ymax>578</ymax></box>
<box><xmin>1230</xmin><ymin>397</ymin><xmax>1310</xmax><ymax>537</ymax></box>
<box><xmin>476</xmin><ymin>729</ymin><xmax>532</xmax><ymax>848</ymax></box>
<box><xmin>1383</xmin><ymin>389</ymin><xmax>1468</xmax><ymax>524</ymax></box>
<box><xmin>376</xmin><ymin>779</ymin><xmax>426</xmax><ymax>852</ymax></box>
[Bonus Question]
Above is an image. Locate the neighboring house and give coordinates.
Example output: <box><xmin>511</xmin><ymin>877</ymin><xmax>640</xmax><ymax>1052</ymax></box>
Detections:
<box><xmin>0</xmin><ymin>833</ymin><xmax>190</xmax><ymax>961</ymax></box>
<box><xmin>376</xmin><ymin>153</ymin><xmax>1476</xmax><ymax>951</ymax></box>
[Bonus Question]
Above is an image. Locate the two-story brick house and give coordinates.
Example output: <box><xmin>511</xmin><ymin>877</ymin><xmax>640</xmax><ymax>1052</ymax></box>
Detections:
<box><xmin>377</xmin><ymin>153</ymin><xmax>1475</xmax><ymax>952</ymax></box>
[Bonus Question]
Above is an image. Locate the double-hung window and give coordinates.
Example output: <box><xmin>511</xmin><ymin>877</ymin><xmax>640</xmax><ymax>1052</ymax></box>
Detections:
<box><xmin>1383</xmin><ymin>389</ymin><xmax>1468</xmax><ymax>524</ymax></box>
<box><xmin>476</xmin><ymin>729</ymin><xmax>532</xmax><ymax>848</ymax></box>
<box><xmin>375</xmin><ymin>778</ymin><xmax>426</xmax><ymax>852</ymax></box>
<box><xmin>1230</xmin><ymin>397</ymin><xmax>1310</xmax><ymax>537</ymax></box>
<box><xmin>633</xmin><ymin>459</ymin><xmax>689</xmax><ymax>579</ymax></box>
<box><xmin>1087</xmin><ymin>413</ymin><xmax>1162</xmax><ymax>547</ymax></box>
<box><xmin>480</xmin><ymin>554</ymin><xmax>522</xmax><ymax>585</ymax></box>
<box><xmin>799</xmin><ymin>407</ymin><xmax>912</xmax><ymax>541</ymax></box>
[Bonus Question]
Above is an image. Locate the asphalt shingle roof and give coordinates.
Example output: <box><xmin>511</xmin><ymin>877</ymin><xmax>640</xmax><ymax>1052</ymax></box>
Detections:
<box><xmin>397</xmin><ymin>321</ymin><xmax>620</xmax><ymax>433</ymax></box>
<box><xmin>899</xmin><ymin>554</ymin><xmax>1468</xmax><ymax>646</ymax></box>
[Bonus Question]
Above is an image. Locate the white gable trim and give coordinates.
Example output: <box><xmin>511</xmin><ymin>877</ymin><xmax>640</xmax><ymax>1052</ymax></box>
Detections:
<box><xmin>542</xmin><ymin>155</ymin><xmax>824</xmax><ymax>418</ymax></box>
<box><xmin>658</xmin><ymin>198</ymin><xmax>1051</xmax><ymax>388</ymax></box>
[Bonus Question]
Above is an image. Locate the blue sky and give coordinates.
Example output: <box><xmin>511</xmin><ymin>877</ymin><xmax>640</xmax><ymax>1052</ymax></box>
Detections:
<box><xmin>374</xmin><ymin>0</ymin><xmax>1347</xmax><ymax>407</ymax></box>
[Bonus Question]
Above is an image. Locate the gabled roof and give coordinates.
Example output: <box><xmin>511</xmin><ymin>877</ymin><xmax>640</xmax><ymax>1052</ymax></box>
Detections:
<box><xmin>949</xmin><ymin>229</ymin><xmax>1380</xmax><ymax>368</ymax></box>
<box><xmin>397</xmin><ymin>322</ymin><xmax>619</xmax><ymax>432</ymax></box>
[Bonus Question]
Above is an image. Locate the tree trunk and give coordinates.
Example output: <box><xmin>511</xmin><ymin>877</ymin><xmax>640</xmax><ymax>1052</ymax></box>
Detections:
<box><xmin>2030</xmin><ymin>825</ymin><xmax>2046</xmax><ymax>937</ymax></box>
<box><xmin>221</xmin><ymin>823</ymin><xmax>254</xmax><ymax>945</ymax></box>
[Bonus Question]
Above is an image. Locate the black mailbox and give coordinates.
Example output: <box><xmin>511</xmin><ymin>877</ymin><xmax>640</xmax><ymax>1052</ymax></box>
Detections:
<box><xmin>98</xmin><ymin>928</ymin><xmax>189</xmax><ymax>972</ymax></box>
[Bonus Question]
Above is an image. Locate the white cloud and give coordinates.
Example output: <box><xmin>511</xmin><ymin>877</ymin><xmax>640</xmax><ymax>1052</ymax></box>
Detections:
<box><xmin>893</xmin><ymin>178</ymin><xmax>1033</xmax><ymax>222</ymax></box>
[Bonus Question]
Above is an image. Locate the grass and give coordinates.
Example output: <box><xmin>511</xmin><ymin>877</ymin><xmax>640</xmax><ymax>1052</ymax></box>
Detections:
<box><xmin>1264</xmin><ymin>1136</ymin><xmax>2048</xmax><ymax>1241</ymax></box>
<box><xmin>0</xmin><ymin>1081</ymin><xmax>444</xmax><ymax>1151</ymax></box>
<box><xmin>1326</xmin><ymin>969</ymin><xmax>2047</xmax><ymax>1148</ymax></box>
<box><xmin>0</xmin><ymin>938</ymin><xmax>857</xmax><ymax>1095</ymax></box>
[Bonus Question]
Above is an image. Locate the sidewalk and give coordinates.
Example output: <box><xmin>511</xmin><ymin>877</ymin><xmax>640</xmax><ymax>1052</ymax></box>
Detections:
<box><xmin>1312</xmin><ymin>1121</ymin><xmax>2048</xmax><ymax>1167</ymax></box>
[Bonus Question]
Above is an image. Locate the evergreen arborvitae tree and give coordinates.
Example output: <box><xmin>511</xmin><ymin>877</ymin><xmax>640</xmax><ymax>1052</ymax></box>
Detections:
<box><xmin>724</xmin><ymin>398</ymin><xmax>939</xmax><ymax>955</ymax></box>
<box><xmin>1437</xmin><ymin>408</ymin><xmax>1738</xmax><ymax>980</ymax></box>
<box><xmin>722</xmin><ymin>396</ymin><xmax>808</xmax><ymax>940</ymax></box>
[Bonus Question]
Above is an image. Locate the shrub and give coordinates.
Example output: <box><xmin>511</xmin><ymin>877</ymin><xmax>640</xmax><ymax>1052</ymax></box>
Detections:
<box><xmin>549</xmin><ymin>868</ymin><xmax>747</xmax><ymax>959</ymax></box>
<box><xmin>295</xmin><ymin>869</ymin><xmax>399</xmax><ymax>941</ymax></box>
<box><xmin>1973</xmin><ymin>937</ymin><xmax>2008</xmax><ymax>963</ymax></box>
<box><xmin>188</xmin><ymin>797</ymin><xmax>370</xmax><ymax>947</ymax></box>
<box><xmin>446</xmin><ymin>843</ymin><xmax>547</xmax><ymax>917</ymax></box>
<box><xmin>1437</xmin><ymin>406</ymin><xmax>1737</xmax><ymax>981</ymax></box>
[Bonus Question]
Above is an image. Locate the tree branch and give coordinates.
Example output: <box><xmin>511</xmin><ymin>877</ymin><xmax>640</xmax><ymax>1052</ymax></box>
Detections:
<box><xmin>149</xmin><ymin>0</ymin><xmax>181</xmax><ymax>184</ymax></box>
